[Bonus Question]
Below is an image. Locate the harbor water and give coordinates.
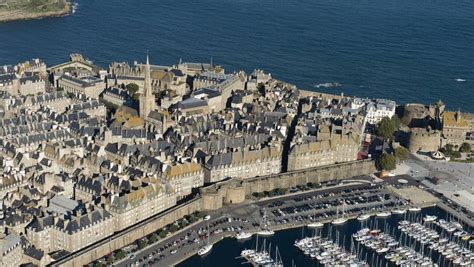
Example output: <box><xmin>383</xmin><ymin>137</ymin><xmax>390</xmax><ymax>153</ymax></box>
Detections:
<box><xmin>178</xmin><ymin>207</ymin><xmax>471</xmax><ymax>266</ymax></box>
<box><xmin>1</xmin><ymin>0</ymin><xmax>473</xmax><ymax>111</ymax></box>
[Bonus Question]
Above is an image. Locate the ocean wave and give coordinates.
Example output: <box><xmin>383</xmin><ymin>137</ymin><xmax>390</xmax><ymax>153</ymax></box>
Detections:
<box><xmin>72</xmin><ymin>2</ymin><xmax>79</xmax><ymax>14</ymax></box>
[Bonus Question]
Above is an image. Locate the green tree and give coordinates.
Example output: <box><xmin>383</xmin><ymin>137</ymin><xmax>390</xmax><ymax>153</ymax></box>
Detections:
<box><xmin>451</xmin><ymin>150</ymin><xmax>461</xmax><ymax>159</ymax></box>
<box><xmin>459</xmin><ymin>143</ymin><xmax>471</xmax><ymax>153</ymax></box>
<box><xmin>126</xmin><ymin>83</ymin><xmax>139</xmax><ymax>95</ymax></box>
<box><xmin>395</xmin><ymin>147</ymin><xmax>409</xmax><ymax>161</ymax></box>
<box><xmin>169</xmin><ymin>224</ymin><xmax>179</xmax><ymax>233</ymax></box>
<box><xmin>189</xmin><ymin>215</ymin><xmax>198</xmax><ymax>223</ymax></box>
<box><xmin>137</xmin><ymin>239</ymin><xmax>148</xmax><ymax>249</ymax></box>
<box><xmin>159</xmin><ymin>230</ymin><xmax>169</xmax><ymax>238</ymax></box>
<box><xmin>376</xmin><ymin>116</ymin><xmax>401</xmax><ymax>140</ymax></box>
<box><xmin>195</xmin><ymin>211</ymin><xmax>205</xmax><ymax>219</ymax></box>
<box><xmin>115</xmin><ymin>249</ymin><xmax>126</xmax><ymax>260</ymax></box>
<box><xmin>377</xmin><ymin>153</ymin><xmax>397</xmax><ymax>171</ymax></box>
<box><xmin>149</xmin><ymin>233</ymin><xmax>159</xmax><ymax>243</ymax></box>
<box><xmin>277</xmin><ymin>188</ymin><xmax>287</xmax><ymax>195</ymax></box>
<box><xmin>445</xmin><ymin>144</ymin><xmax>454</xmax><ymax>152</ymax></box>
<box><xmin>106</xmin><ymin>256</ymin><xmax>114</xmax><ymax>265</ymax></box>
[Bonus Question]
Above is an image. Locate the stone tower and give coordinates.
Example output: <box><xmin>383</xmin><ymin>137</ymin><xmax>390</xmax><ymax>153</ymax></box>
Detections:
<box><xmin>139</xmin><ymin>55</ymin><xmax>155</xmax><ymax>118</ymax></box>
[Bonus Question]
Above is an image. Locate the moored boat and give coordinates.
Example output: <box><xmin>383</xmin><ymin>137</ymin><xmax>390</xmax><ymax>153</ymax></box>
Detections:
<box><xmin>376</xmin><ymin>211</ymin><xmax>392</xmax><ymax>218</ymax></box>
<box><xmin>357</xmin><ymin>214</ymin><xmax>371</xmax><ymax>221</ymax></box>
<box><xmin>198</xmin><ymin>244</ymin><xmax>213</xmax><ymax>256</ymax></box>
<box><xmin>235</xmin><ymin>231</ymin><xmax>253</xmax><ymax>240</ymax></box>
<box><xmin>308</xmin><ymin>222</ymin><xmax>324</xmax><ymax>228</ymax></box>
<box><xmin>392</xmin><ymin>209</ymin><xmax>406</xmax><ymax>215</ymax></box>
<box><xmin>423</xmin><ymin>215</ymin><xmax>437</xmax><ymax>222</ymax></box>
<box><xmin>408</xmin><ymin>207</ymin><xmax>421</xmax><ymax>212</ymax></box>
<box><xmin>332</xmin><ymin>217</ymin><xmax>348</xmax><ymax>225</ymax></box>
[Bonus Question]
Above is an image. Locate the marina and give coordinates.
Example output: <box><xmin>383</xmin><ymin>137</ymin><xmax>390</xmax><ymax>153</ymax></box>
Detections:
<box><xmin>177</xmin><ymin>186</ymin><xmax>472</xmax><ymax>267</ymax></box>
<box><xmin>294</xmin><ymin>235</ymin><xmax>368</xmax><ymax>266</ymax></box>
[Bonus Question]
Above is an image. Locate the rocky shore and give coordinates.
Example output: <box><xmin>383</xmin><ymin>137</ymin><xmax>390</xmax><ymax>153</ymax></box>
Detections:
<box><xmin>0</xmin><ymin>1</ymin><xmax>72</xmax><ymax>22</ymax></box>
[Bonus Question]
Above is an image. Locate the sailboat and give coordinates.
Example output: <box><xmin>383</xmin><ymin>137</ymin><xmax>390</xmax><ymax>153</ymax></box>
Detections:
<box><xmin>332</xmin><ymin>200</ymin><xmax>348</xmax><ymax>225</ymax></box>
<box><xmin>257</xmin><ymin>209</ymin><xmax>275</xmax><ymax>236</ymax></box>
<box><xmin>198</xmin><ymin>221</ymin><xmax>213</xmax><ymax>256</ymax></box>
<box><xmin>308</xmin><ymin>204</ymin><xmax>324</xmax><ymax>228</ymax></box>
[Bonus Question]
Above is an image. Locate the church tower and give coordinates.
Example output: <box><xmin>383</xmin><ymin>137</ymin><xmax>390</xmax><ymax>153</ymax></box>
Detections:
<box><xmin>139</xmin><ymin>55</ymin><xmax>155</xmax><ymax>119</ymax></box>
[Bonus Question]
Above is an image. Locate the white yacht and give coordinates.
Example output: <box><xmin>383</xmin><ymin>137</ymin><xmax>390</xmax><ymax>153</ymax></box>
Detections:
<box><xmin>198</xmin><ymin>244</ymin><xmax>213</xmax><ymax>256</ymax></box>
<box><xmin>332</xmin><ymin>200</ymin><xmax>348</xmax><ymax>225</ymax></box>
<box><xmin>235</xmin><ymin>231</ymin><xmax>253</xmax><ymax>240</ymax></box>
<box><xmin>357</xmin><ymin>214</ymin><xmax>371</xmax><ymax>221</ymax></box>
<box><xmin>376</xmin><ymin>211</ymin><xmax>392</xmax><ymax>218</ymax></box>
<box><xmin>257</xmin><ymin>209</ymin><xmax>275</xmax><ymax>236</ymax></box>
<box><xmin>198</xmin><ymin>221</ymin><xmax>213</xmax><ymax>256</ymax></box>
<box><xmin>392</xmin><ymin>209</ymin><xmax>407</xmax><ymax>215</ymax></box>
<box><xmin>332</xmin><ymin>217</ymin><xmax>348</xmax><ymax>225</ymax></box>
<box><xmin>423</xmin><ymin>215</ymin><xmax>437</xmax><ymax>222</ymax></box>
<box><xmin>408</xmin><ymin>207</ymin><xmax>421</xmax><ymax>212</ymax></box>
<box><xmin>257</xmin><ymin>229</ymin><xmax>275</xmax><ymax>236</ymax></box>
<box><xmin>308</xmin><ymin>222</ymin><xmax>324</xmax><ymax>228</ymax></box>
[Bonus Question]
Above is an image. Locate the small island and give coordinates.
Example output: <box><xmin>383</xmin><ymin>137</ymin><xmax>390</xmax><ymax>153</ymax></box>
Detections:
<box><xmin>0</xmin><ymin>0</ymin><xmax>72</xmax><ymax>22</ymax></box>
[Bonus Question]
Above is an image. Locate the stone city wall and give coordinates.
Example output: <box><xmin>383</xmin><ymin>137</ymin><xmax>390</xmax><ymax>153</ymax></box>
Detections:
<box><xmin>52</xmin><ymin>199</ymin><xmax>201</xmax><ymax>267</ymax></box>
<box><xmin>201</xmin><ymin>160</ymin><xmax>376</xmax><ymax>210</ymax></box>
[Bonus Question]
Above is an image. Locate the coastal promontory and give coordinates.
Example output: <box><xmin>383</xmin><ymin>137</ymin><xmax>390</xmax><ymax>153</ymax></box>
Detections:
<box><xmin>0</xmin><ymin>0</ymin><xmax>71</xmax><ymax>22</ymax></box>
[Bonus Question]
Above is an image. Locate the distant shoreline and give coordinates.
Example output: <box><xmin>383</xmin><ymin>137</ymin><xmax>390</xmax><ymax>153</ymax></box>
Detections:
<box><xmin>0</xmin><ymin>1</ymin><xmax>72</xmax><ymax>23</ymax></box>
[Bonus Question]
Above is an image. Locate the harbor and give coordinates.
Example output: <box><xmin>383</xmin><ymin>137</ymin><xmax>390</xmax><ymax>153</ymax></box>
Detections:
<box><xmin>178</xmin><ymin>206</ymin><xmax>471</xmax><ymax>267</ymax></box>
<box><xmin>110</xmin><ymin>180</ymin><xmax>472</xmax><ymax>267</ymax></box>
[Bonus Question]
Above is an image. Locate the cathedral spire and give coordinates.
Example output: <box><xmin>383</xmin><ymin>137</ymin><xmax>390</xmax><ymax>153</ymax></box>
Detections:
<box><xmin>140</xmin><ymin>53</ymin><xmax>155</xmax><ymax>118</ymax></box>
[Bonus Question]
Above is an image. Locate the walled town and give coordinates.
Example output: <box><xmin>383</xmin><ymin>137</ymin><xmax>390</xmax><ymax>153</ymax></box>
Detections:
<box><xmin>0</xmin><ymin>54</ymin><xmax>473</xmax><ymax>266</ymax></box>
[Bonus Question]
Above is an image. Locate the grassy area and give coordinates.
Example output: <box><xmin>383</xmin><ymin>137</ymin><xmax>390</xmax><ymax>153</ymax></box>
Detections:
<box><xmin>0</xmin><ymin>0</ymin><xmax>71</xmax><ymax>21</ymax></box>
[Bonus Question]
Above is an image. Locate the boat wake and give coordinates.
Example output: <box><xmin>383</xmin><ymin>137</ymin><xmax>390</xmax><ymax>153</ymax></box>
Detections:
<box><xmin>314</xmin><ymin>82</ymin><xmax>342</xmax><ymax>89</ymax></box>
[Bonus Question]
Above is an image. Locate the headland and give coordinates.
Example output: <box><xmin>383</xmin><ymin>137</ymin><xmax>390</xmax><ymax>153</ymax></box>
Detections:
<box><xmin>0</xmin><ymin>0</ymin><xmax>71</xmax><ymax>22</ymax></box>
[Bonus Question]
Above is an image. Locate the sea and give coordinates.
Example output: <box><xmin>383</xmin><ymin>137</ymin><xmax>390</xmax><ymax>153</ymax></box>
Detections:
<box><xmin>0</xmin><ymin>0</ymin><xmax>473</xmax><ymax>111</ymax></box>
<box><xmin>178</xmin><ymin>207</ymin><xmax>467</xmax><ymax>267</ymax></box>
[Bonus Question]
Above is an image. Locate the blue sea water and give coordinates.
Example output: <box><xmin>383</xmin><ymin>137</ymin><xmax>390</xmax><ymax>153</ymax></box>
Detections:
<box><xmin>0</xmin><ymin>0</ymin><xmax>473</xmax><ymax>111</ymax></box>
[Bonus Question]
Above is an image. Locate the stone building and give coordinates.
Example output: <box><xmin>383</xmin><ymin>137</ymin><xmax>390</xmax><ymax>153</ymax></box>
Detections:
<box><xmin>203</xmin><ymin>146</ymin><xmax>282</xmax><ymax>183</ymax></box>
<box><xmin>108</xmin><ymin>181</ymin><xmax>176</xmax><ymax>232</ymax></box>
<box><xmin>19</xmin><ymin>75</ymin><xmax>46</xmax><ymax>96</ymax></box>
<box><xmin>442</xmin><ymin>111</ymin><xmax>474</xmax><ymax>146</ymax></box>
<box><xmin>408</xmin><ymin>127</ymin><xmax>441</xmax><ymax>153</ymax></box>
<box><xmin>26</xmin><ymin>206</ymin><xmax>114</xmax><ymax>253</ymax></box>
<box><xmin>57</xmin><ymin>74</ymin><xmax>105</xmax><ymax>99</ymax></box>
<box><xmin>0</xmin><ymin>74</ymin><xmax>18</xmax><ymax>95</ymax></box>
<box><xmin>102</xmin><ymin>87</ymin><xmax>131</xmax><ymax>106</ymax></box>
<box><xmin>350</xmin><ymin>98</ymin><xmax>396</xmax><ymax>124</ymax></box>
<box><xmin>162</xmin><ymin>162</ymin><xmax>204</xmax><ymax>199</ymax></box>
<box><xmin>0</xmin><ymin>232</ymin><xmax>22</xmax><ymax>267</ymax></box>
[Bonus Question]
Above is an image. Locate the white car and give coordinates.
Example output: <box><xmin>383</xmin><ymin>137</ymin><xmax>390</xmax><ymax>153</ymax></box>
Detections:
<box><xmin>204</xmin><ymin>215</ymin><xmax>211</xmax><ymax>221</ymax></box>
